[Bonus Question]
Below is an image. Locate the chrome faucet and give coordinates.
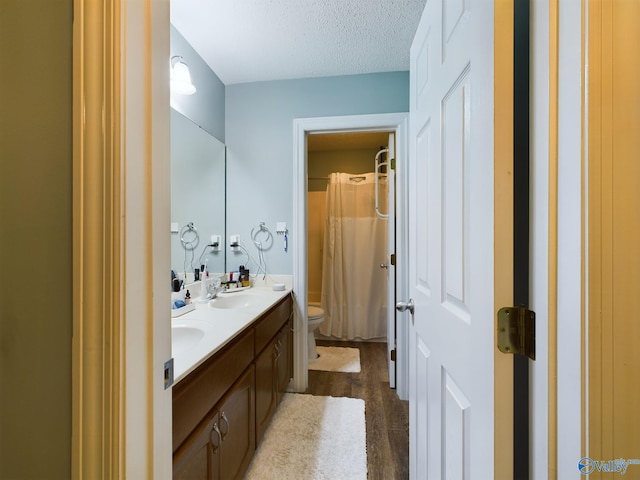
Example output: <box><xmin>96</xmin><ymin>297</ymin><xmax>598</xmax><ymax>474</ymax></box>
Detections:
<box><xmin>202</xmin><ymin>275</ymin><xmax>224</xmax><ymax>299</ymax></box>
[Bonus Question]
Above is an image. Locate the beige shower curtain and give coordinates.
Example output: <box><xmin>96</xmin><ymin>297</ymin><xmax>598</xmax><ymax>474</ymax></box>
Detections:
<box><xmin>319</xmin><ymin>172</ymin><xmax>388</xmax><ymax>340</ymax></box>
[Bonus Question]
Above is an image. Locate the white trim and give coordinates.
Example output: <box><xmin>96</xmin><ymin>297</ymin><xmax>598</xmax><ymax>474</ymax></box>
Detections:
<box><xmin>556</xmin><ymin>0</ymin><xmax>584</xmax><ymax>476</ymax></box>
<box><xmin>292</xmin><ymin>113</ymin><xmax>409</xmax><ymax>399</ymax></box>
<box><xmin>530</xmin><ymin>0</ymin><xmax>550</xmax><ymax>476</ymax></box>
<box><xmin>123</xmin><ymin>1</ymin><xmax>173</xmax><ymax>476</ymax></box>
<box><xmin>582</xmin><ymin>0</ymin><xmax>590</xmax><ymax>461</ymax></box>
<box><xmin>394</xmin><ymin>117</ymin><xmax>410</xmax><ymax>401</ymax></box>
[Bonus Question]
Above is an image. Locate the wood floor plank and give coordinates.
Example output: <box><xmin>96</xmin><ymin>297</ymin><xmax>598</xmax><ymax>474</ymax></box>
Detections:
<box><xmin>306</xmin><ymin>340</ymin><xmax>409</xmax><ymax>479</ymax></box>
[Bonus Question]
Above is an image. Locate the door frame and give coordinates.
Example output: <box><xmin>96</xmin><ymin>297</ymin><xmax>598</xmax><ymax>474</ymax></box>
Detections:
<box><xmin>555</xmin><ymin>1</ymin><xmax>584</xmax><ymax>474</ymax></box>
<box><xmin>292</xmin><ymin>113</ymin><xmax>409</xmax><ymax>398</ymax></box>
<box><xmin>74</xmin><ymin>0</ymin><xmax>584</xmax><ymax>475</ymax></box>
<box><xmin>72</xmin><ymin>0</ymin><xmax>172</xmax><ymax>477</ymax></box>
<box><xmin>529</xmin><ymin>0</ymin><xmax>584</xmax><ymax>477</ymax></box>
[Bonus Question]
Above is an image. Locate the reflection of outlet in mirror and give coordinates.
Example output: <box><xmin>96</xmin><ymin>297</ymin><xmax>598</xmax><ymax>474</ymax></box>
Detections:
<box><xmin>229</xmin><ymin>234</ymin><xmax>240</xmax><ymax>250</ymax></box>
<box><xmin>171</xmin><ymin>222</ymin><xmax>179</xmax><ymax>233</ymax></box>
<box><xmin>210</xmin><ymin>234</ymin><xmax>221</xmax><ymax>251</ymax></box>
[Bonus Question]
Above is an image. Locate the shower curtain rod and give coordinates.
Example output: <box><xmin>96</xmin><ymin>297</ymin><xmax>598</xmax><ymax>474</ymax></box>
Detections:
<box><xmin>308</xmin><ymin>174</ymin><xmax>387</xmax><ymax>181</ymax></box>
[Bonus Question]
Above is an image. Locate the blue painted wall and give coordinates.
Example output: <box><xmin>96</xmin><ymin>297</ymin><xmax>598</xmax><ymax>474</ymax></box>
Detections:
<box><xmin>225</xmin><ymin>71</ymin><xmax>409</xmax><ymax>275</ymax></box>
<box><xmin>170</xmin><ymin>24</ymin><xmax>225</xmax><ymax>142</ymax></box>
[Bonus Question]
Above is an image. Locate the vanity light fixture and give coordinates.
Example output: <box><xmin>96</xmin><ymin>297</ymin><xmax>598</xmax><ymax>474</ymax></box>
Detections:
<box><xmin>170</xmin><ymin>56</ymin><xmax>196</xmax><ymax>95</ymax></box>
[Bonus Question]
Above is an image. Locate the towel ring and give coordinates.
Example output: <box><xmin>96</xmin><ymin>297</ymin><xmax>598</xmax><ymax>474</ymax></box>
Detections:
<box><xmin>180</xmin><ymin>222</ymin><xmax>199</xmax><ymax>250</ymax></box>
<box><xmin>250</xmin><ymin>222</ymin><xmax>273</xmax><ymax>251</ymax></box>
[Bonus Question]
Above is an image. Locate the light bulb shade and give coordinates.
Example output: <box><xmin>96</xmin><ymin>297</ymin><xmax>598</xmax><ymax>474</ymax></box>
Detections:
<box><xmin>170</xmin><ymin>56</ymin><xmax>196</xmax><ymax>95</ymax></box>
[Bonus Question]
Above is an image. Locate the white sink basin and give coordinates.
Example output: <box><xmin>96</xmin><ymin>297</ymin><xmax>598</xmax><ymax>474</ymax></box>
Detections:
<box><xmin>210</xmin><ymin>294</ymin><xmax>253</xmax><ymax>309</ymax></box>
<box><xmin>172</xmin><ymin>325</ymin><xmax>205</xmax><ymax>355</ymax></box>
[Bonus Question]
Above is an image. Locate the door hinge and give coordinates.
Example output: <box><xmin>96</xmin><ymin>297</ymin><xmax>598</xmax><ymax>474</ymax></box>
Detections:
<box><xmin>390</xmin><ymin>348</ymin><xmax>397</xmax><ymax>362</ymax></box>
<box><xmin>497</xmin><ymin>306</ymin><xmax>535</xmax><ymax>360</ymax></box>
<box><xmin>390</xmin><ymin>253</ymin><xmax>396</xmax><ymax>266</ymax></box>
<box><xmin>390</xmin><ymin>158</ymin><xmax>396</xmax><ymax>170</ymax></box>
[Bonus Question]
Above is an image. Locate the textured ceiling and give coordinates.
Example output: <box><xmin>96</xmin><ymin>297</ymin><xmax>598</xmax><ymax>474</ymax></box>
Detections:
<box><xmin>170</xmin><ymin>0</ymin><xmax>427</xmax><ymax>85</ymax></box>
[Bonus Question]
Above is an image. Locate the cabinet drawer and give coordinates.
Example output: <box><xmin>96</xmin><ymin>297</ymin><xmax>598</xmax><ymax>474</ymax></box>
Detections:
<box><xmin>254</xmin><ymin>294</ymin><xmax>292</xmax><ymax>356</ymax></box>
<box><xmin>173</xmin><ymin>329</ymin><xmax>255</xmax><ymax>452</ymax></box>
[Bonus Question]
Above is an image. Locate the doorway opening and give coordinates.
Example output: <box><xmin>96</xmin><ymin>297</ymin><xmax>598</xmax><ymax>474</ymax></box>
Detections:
<box><xmin>292</xmin><ymin>113</ymin><xmax>408</xmax><ymax>400</ymax></box>
<box><xmin>307</xmin><ymin>131</ymin><xmax>392</xmax><ymax>344</ymax></box>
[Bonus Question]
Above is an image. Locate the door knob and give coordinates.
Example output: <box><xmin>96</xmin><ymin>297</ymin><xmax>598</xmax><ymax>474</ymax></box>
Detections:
<box><xmin>380</xmin><ymin>263</ymin><xmax>389</xmax><ymax>269</ymax></box>
<box><xmin>396</xmin><ymin>299</ymin><xmax>414</xmax><ymax>315</ymax></box>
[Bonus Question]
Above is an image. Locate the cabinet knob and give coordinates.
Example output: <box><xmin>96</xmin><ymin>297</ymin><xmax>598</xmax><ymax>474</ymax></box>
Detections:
<box><xmin>220</xmin><ymin>412</ymin><xmax>230</xmax><ymax>440</ymax></box>
<box><xmin>210</xmin><ymin>423</ymin><xmax>222</xmax><ymax>453</ymax></box>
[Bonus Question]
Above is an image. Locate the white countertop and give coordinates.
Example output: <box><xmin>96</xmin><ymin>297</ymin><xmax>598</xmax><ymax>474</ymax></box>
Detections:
<box><xmin>171</xmin><ymin>286</ymin><xmax>292</xmax><ymax>384</ymax></box>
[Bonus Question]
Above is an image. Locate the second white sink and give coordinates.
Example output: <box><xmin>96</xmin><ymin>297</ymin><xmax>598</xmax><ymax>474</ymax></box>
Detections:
<box><xmin>172</xmin><ymin>325</ymin><xmax>205</xmax><ymax>355</ymax></box>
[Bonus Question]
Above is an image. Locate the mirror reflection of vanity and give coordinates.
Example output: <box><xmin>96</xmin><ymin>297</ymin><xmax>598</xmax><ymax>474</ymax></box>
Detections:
<box><xmin>170</xmin><ymin>107</ymin><xmax>226</xmax><ymax>279</ymax></box>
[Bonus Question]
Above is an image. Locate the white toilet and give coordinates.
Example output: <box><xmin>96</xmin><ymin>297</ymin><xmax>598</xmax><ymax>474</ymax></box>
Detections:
<box><xmin>307</xmin><ymin>305</ymin><xmax>325</xmax><ymax>360</ymax></box>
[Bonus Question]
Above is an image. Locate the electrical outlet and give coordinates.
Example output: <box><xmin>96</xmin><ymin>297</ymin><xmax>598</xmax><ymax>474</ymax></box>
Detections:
<box><xmin>229</xmin><ymin>234</ymin><xmax>240</xmax><ymax>251</ymax></box>
<box><xmin>210</xmin><ymin>234</ymin><xmax>221</xmax><ymax>250</ymax></box>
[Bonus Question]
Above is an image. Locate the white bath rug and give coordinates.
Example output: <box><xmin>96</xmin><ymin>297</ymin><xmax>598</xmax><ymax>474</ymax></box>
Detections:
<box><xmin>308</xmin><ymin>346</ymin><xmax>361</xmax><ymax>373</ymax></box>
<box><xmin>244</xmin><ymin>393</ymin><xmax>367</xmax><ymax>480</ymax></box>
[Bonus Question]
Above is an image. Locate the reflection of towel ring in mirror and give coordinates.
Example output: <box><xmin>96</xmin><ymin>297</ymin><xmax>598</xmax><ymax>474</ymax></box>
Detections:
<box><xmin>251</xmin><ymin>222</ymin><xmax>273</xmax><ymax>251</ymax></box>
<box><xmin>180</xmin><ymin>222</ymin><xmax>199</xmax><ymax>250</ymax></box>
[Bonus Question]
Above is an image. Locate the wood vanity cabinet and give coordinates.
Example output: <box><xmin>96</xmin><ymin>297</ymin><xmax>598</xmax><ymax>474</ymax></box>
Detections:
<box><xmin>173</xmin><ymin>293</ymin><xmax>292</xmax><ymax>479</ymax></box>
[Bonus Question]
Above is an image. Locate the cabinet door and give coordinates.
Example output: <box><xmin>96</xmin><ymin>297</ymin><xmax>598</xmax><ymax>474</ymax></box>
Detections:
<box><xmin>275</xmin><ymin>320</ymin><xmax>292</xmax><ymax>402</ymax></box>
<box><xmin>173</xmin><ymin>411</ymin><xmax>222</xmax><ymax>480</ymax></box>
<box><xmin>218</xmin><ymin>365</ymin><xmax>256</xmax><ymax>480</ymax></box>
<box><xmin>255</xmin><ymin>340</ymin><xmax>277</xmax><ymax>445</ymax></box>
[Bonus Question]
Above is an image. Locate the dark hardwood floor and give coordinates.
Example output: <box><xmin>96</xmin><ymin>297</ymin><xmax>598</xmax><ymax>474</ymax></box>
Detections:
<box><xmin>305</xmin><ymin>340</ymin><xmax>409</xmax><ymax>480</ymax></box>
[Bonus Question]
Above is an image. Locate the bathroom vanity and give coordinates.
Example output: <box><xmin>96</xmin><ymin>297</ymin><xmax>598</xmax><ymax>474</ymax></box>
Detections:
<box><xmin>172</xmin><ymin>290</ymin><xmax>292</xmax><ymax>480</ymax></box>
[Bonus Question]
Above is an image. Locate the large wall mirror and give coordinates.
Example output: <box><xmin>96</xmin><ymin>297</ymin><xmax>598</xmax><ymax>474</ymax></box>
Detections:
<box><xmin>170</xmin><ymin>108</ymin><xmax>226</xmax><ymax>279</ymax></box>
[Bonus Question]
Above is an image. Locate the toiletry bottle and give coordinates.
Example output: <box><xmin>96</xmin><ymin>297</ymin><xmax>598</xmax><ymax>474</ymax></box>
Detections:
<box><xmin>201</xmin><ymin>266</ymin><xmax>209</xmax><ymax>299</ymax></box>
<box><xmin>241</xmin><ymin>266</ymin><xmax>250</xmax><ymax>287</ymax></box>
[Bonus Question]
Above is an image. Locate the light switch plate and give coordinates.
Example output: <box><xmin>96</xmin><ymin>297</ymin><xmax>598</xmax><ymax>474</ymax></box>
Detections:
<box><xmin>171</xmin><ymin>222</ymin><xmax>179</xmax><ymax>233</ymax></box>
<box><xmin>164</xmin><ymin>358</ymin><xmax>174</xmax><ymax>389</ymax></box>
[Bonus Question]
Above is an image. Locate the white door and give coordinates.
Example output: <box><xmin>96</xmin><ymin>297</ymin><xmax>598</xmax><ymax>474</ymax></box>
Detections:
<box><xmin>384</xmin><ymin>133</ymin><xmax>397</xmax><ymax>388</ymax></box>
<box><xmin>406</xmin><ymin>1</ymin><xmax>498</xmax><ymax>478</ymax></box>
